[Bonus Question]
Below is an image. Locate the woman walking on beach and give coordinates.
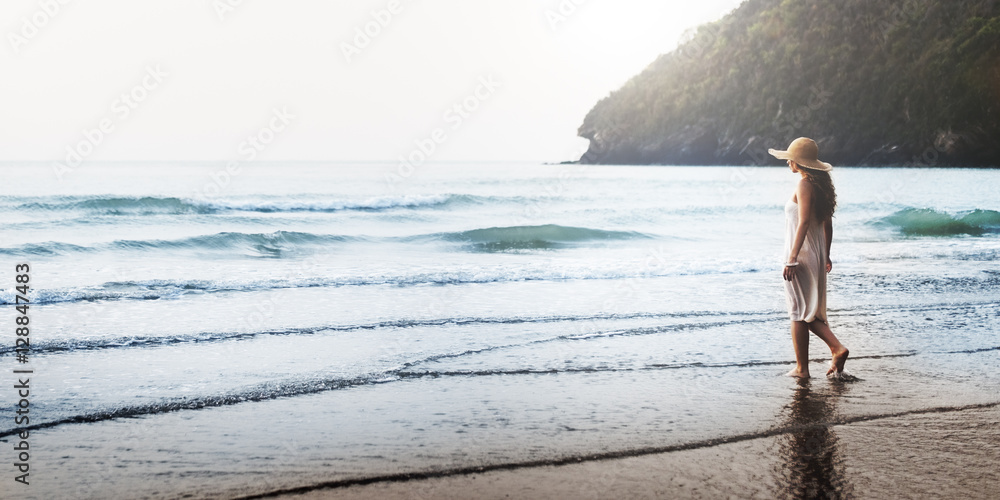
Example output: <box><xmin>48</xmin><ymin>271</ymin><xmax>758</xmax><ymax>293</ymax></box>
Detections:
<box><xmin>769</xmin><ymin>138</ymin><xmax>849</xmax><ymax>378</ymax></box>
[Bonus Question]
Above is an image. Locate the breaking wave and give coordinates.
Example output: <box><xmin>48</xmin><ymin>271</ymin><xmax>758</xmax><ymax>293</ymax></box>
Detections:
<box><xmin>880</xmin><ymin>208</ymin><xmax>1000</xmax><ymax>236</ymax></box>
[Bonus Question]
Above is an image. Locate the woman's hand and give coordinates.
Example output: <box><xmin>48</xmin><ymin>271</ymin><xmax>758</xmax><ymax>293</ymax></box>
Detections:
<box><xmin>783</xmin><ymin>262</ymin><xmax>797</xmax><ymax>281</ymax></box>
<box><xmin>826</xmin><ymin>258</ymin><xmax>833</xmax><ymax>273</ymax></box>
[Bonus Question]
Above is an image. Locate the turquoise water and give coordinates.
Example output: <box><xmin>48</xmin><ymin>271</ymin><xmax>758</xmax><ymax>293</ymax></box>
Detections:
<box><xmin>0</xmin><ymin>163</ymin><xmax>998</xmax><ymax>499</ymax></box>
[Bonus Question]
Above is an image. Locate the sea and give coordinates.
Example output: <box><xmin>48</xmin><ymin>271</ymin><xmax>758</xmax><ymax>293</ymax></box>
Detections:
<box><xmin>1</xmin><ymin>162</ymin><xmax>998</xmax><ymax>499</ymax></box>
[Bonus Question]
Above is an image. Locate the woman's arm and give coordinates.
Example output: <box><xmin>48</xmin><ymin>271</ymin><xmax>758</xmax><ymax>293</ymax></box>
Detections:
<box><xmin>824</xmin><ymin>217</ymin><xmax>833</xmax><ymax>272</ymax></box>
<box><xmin>783</xmin><ymin>180</ymin><xmax>812</xmax><ymax>281</ymax></box>
<box><xmin>789</xmin><ymin>179</ymin><xmax>812</xmax><ymax>262</ymax></box>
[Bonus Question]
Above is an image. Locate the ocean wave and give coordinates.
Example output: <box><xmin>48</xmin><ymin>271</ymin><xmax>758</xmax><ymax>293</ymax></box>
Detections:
<box><xmin>7</xmin><ymin>194</ymin><xmax>480</xmax><ymax>215</ymax></box>
<box><xmin>25</xmin><ymin>297</ymin><xmax>994</xmax><ymax>356</ymax></box>
<box><xmin>426</xmin><ymin>224</ymin><xmax>652</xmax><ymax>251</ymax></box>
<box><xmin>0</xmin><ymin>260</ymin><xmax>765</xmax><ymax>305</ymax></box>
<box><xmin>0</xmin><ymin>372</ymin><xmax>397</xmax><ymax>439</ymax></box>
<box><xmin>14</xmin><ymin>196</ymin><xmax>216</xmax><ymax>215</ymax></box>
<box><xmin>879</xmin><ymin>208</ymin><xmax>1000</xmax><ymax>236</ymax></box>
<box><xmin>203</xmin><ymin>194</ymin><xmax>461</xmax><ymax>212</ymax></box>
<box><xmin>0</xmin><ymin>309</ymin><xmax>779</xmax><ymax>356</ymax></box>
<box><xmin>0</xmin><ymin>230</ymin><xmax>356</xmax><ymax>257</ymax></box>
<box><xmin>0</xmin><ymin>222</ymin><xmax>654</xmax><ymax>257</ymax></box>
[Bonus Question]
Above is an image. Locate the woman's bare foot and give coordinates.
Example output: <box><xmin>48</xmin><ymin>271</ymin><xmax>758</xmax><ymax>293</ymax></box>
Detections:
<box><xmin>786</xmin><ymin>367</ymin><xmax>810</xmax><ymax>378</ymax></box>
<box><xmin>826</xmin><ymin>347</ymin><xmax>849</xmax><ymax>376</ymax></box>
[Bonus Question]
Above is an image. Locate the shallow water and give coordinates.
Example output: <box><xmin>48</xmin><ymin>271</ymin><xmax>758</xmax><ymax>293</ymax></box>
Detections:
<box><xmin>0</xmin><ymin>163</ymin><xmax>998</xmax><ymax>499</ymax></box>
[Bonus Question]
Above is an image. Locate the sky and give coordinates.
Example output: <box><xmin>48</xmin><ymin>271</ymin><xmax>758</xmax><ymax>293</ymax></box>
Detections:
<box><xmin>2</xmin><ymin>0</ymin><xmax>746</xmax><ymax>164</ymax></box>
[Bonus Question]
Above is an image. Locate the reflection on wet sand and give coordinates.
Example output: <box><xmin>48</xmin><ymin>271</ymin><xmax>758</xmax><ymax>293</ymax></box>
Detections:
<box><xmin>775</xmin><ymin>378</ymin><xmax>853</xmax><ymax>499</ymax></box>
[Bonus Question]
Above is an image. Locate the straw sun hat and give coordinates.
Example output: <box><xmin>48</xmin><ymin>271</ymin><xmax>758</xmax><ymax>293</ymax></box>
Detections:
<box><xmin>768</xmin><ymin>137</ymin><xmax>833</xmax><ymax>172</ymax></box>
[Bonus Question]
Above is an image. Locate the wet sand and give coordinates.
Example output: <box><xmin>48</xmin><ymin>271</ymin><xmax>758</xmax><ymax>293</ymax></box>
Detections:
<box><xmin>260</xmin><ymin>403</ymin><xmax>1000</xmax><ymax>500</ymax></box>
<box><xmin>15</xmin><ymin>352</ymin><xmax>998</xmax><ymax>499</ymax></box>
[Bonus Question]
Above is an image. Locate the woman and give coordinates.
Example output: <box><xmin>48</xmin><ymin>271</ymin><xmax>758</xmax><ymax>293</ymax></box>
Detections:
<box><xmin>769</xmin><ymin>138</ymin><xmax>849</xmax><ymax>378</ymax></box>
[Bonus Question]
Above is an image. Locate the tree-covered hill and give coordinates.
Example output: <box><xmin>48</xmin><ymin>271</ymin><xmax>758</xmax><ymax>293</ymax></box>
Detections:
<box><xmin>577</xmin><ymin>0</ymin><xmax>1000</xmax><ymax>167</ymax></box>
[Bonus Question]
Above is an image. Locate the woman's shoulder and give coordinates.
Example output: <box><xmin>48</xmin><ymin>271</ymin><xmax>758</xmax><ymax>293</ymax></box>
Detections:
<box><xmin>796</xmin><ymin>178</ymin><xmax>816</xmax><ymax>196</ymax></box>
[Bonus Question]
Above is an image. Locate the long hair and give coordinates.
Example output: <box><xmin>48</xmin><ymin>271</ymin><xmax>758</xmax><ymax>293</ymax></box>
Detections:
<box><xmin>800</xmin><ymin>168</ymin><xmax>837</xmax><ymax>222</ymax></box>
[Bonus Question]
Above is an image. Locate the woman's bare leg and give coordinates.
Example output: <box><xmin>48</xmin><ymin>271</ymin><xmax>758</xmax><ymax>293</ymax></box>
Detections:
<box><xmin>787</xmin><ymin>320</ymin><xmax>811</xmax><ymax>378</ymax></box>
<box><xmin>807</xmin><ymin>320</ymin><xmax>849</xmax><ymax>375</ymax></box>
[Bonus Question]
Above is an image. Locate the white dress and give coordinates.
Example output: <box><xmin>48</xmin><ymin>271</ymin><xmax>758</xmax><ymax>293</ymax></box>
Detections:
<box><xmin>784</xmin><ymin>197</ymin><xmax>828</xmax><ymax>323</ymax></box>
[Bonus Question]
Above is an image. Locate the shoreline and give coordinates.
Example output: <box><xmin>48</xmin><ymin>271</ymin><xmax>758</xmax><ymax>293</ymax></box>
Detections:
<box><xmin>552</xmin><ymin>161</ymin><xmax>1000</xmax><ymax>169</ymax></box>
<box><xmin>246</xmin><ymin>401</ymin><xmax>1000</xmax><ymax>499</ymax></box>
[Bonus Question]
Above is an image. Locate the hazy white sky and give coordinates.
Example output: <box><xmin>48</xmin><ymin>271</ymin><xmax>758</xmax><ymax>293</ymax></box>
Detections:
<box><xmin>2</xmin><ymin>0</ymin><xmax>745</xmax><ymax>163</ymax></box>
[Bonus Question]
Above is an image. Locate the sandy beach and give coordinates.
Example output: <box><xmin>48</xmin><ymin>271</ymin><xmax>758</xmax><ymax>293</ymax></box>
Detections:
<box><xmin>262</xmin><ymin>403</ymin><xmax>1000</xmax><ymax>499</ymax></box>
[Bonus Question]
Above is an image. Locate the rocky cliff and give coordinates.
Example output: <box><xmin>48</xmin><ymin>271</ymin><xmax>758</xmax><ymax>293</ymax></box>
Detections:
<box><xmin>577</xmin><ymin>0</ymin><xmax>1000</xmax><ymax>167</ymax></box>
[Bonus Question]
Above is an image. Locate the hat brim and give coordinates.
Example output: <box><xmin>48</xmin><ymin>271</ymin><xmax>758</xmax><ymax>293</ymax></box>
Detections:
<box><xmin>768</xmin><ymin>148</ymin><xmax>832</xmax><ymax>172</ymax></box>
<box><xmin>768</xmin><ymin>148</ymin><xmax>791</xmax><ymax>160</ymax></box>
